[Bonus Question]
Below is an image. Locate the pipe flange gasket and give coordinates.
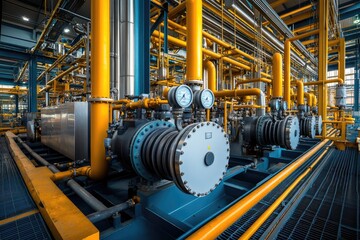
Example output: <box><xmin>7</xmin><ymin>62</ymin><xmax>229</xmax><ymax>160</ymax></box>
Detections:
<box><xmin>130</xmin><ymin>120</ymin><xmax>174</xmax><ymax>181</ymax></box>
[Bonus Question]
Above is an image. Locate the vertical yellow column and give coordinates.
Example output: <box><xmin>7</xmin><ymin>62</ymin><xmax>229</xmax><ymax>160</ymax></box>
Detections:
<box><xmin>339</xmin><ymin>38</ymin><xmax>345</xmax><ymax>82</ymax></box>
<box><xmin>284</xmin><ymin>40</ymin><xmax>291</xmax><ymax>108</ymax></box>
<box><xmin>272</xmin><ymin>53</ymin><xmax>283</xmax><ymax>98</ymax></box>
<box><xmin>319</xmin><ymin>0</ymin><xmax>329</xmax><ymax>138</ymax></box>
<box><xmin>186</xmin><ymin>0</ymin><xmax>203</xmax><ymax>83</ymax></box>
<box><xmin>205</xmin><ymin>60</ymin><xmax>216</xmax><ymax>92</ymax></box>
<box><xmin>89</xmin><ymin>0</ymin><xmax>110</xmax><ymax>179</ymax></box>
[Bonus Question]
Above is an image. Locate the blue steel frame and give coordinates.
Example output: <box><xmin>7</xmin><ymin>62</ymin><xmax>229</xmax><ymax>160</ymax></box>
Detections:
<box><xmin>355</xmin><ymin>44</ymin><xmax>359</xmax><ymax>111</ymax></box>
<box><xmin>28</xmin><ymin>57</ymin><xmax>37</xmax><ymax>112</ymax></box>
<box><xmin>134</xmin><ymin>0</ymin><xmax>151</xmax><ymax>95</ymax></box>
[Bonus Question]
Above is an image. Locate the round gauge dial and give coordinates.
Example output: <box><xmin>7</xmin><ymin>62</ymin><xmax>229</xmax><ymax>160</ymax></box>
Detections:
<box><xmin>199</xmin><ymin>89</ymin><xmax>215</xmax><ymax>109</ymax></box>
<box><xmin>174</xmin><ymin>85</ymin><xmax>193</xmax><ymax>108</ymax></box>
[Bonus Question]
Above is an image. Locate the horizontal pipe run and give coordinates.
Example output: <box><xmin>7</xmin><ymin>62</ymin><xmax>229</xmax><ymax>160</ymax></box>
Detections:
<box><xmin>152</xmin><ymin>30</ymin><xmax>251</xmax><ymax>71</ymax></box>
<box><xmin>16</xmin><ymin>137</ymin><xmax>107</xmax><ymax>212</ymax></box>
<box><xmin>239</xmin><ymin>142</ymin><xmax>333</xmax><ymax>239</ymax></box>
<box><xmin>235</xmin><ymin>78</ymin><xmax>272</xmax><ymax>87</ymax></box>
<box><xmin>87</xmin><ymin>199</ymin><xmax>137</xmax><ymax>223</ymax></box>
<box><xmin>303</xmin><ymin>78</ymin><xmax>344</xmax><ymax>85</ymax></box>
<box><xmin>187</xmin><ymin>138</ymin><xmax>330</xmax><ymax>239</ymax></box>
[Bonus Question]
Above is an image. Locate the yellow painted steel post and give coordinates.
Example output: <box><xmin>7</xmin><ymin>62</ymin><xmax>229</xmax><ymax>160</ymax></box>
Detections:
<box><xmin>186</xmin><ymin>0</ymin><xmax>202</xmax><ymax>83</ymax></box>
<box><xmin>319</xmin><ymin>0</ymin><xmax>329</xmax><ymax>138</ymax></box>
<box><xmin>284</xmin><ymin>40</ymin><xmax>291</xmax><ymax>108</ymax></box>
<box><xmin>89</xmin><ymin>0</ymin><xmax>111</xmax><ymax>179</ymax></box>
<box><xmin>296</xmin><ymin>80</ymin><xmax>304</xmax><ymax>105</ymax></box>
<box><xmin>272</xmin><ymin>53</ymin><xmax>283</xmax><ymax>98</ymax></box>
<box><xmin>339</xmin><ymin>38</ymin><xmax>345</xmax><ymax>82</ymax></box>
<box><xmin>205</xmin><ymin>60</ymin><xmax>216</xmax><ymax>91</ymax></box>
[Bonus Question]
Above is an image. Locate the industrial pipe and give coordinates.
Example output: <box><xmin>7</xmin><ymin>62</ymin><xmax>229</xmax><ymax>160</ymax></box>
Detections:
<box><xmin>304</xmin><ymin>92</ymin><xmax>313</xmax><ymax>106</ymax></box>
<box><xmin>284</xmin><ymin>29</ymin><xmax>319</xmax><ymax>108</ymax></box>
<box><xmin>187</xmin><ymin>138</ymin><xmax>330</xmax><ymax>240</ymax></box>
<box><xmin>303</xmin><ymin>78</ymin><xmax>344</xmax><ymax>86</ymax></box>
<box><xmin>239</xmin><ymin>142</ymin><xmax>333</xmax><ymax>239</ymax></box>
<box><xmin>214</xmin><ymin>88</ymin><xmax>265</xmax><ymax>116</ymax></box>
<box><xmin>152</xmin><ymin>30</ymin><xmax>251</xmax><ymax>71</ymax></box>
<box><xmin>296</xmin><ymin>80</ymin><xmax>304</xmax><ymax>105</ymax></box>
<box><xmin>15</xmin><ymin>137</ymin><xmax>107</xmax><ymax>212</ymax></box>
<box><xmin>87</xmin><ymin>199</ymin><xmax>137</xmax><ymax>223</ymax></box>
<box><xmin>205</xmin><ymin>60</ymin><xmax>216</xmax><ymax>92</ymax></box>
<box><xmin>186</xmin><ymin>0</ymin><xmax>203</xmax><ymax>83</ymax></box>
<box><xmin>235</xmin><ymin>78</ymin><xmax>272</xmax><ymax>88</ymax></box>
<box><xmin>272</xmin><ymin>53</ymin><xmax>283</xmax><ymax>98</ymax></box>
<box><xmin>89</xmin><ymin>0</ymin><xmax>111</xmax><ymax>179</ymax></box>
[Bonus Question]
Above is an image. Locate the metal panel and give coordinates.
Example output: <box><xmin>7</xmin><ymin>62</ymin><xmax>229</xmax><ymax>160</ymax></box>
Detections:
<box><xmin>41</xmin><ymin>102</ymin><xmax>89</xmax><ymax>161</ymax></box>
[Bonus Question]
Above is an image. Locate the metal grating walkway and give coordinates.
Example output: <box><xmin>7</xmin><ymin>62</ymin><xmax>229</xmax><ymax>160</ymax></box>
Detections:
<box><xmin>0</xmin><ymin>137</ymin><xmax>52</xmax><ymax>239</ymax></box>
<box><xmin>276</xmin><ymin>148</ymin><xmax>360</xmax><ymax>240</ymax></box>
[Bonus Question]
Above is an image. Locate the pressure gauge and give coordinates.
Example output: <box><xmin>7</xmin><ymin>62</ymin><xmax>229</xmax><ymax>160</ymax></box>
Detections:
<box><xmin>194</xmin><ymin>89</ymin><xmax>215</xmax><ymax>109</ymax></box>
<box><xmin>168</xmin><ymin>85</ymin><xmax>193</xmax><ymax>108</ymax></box>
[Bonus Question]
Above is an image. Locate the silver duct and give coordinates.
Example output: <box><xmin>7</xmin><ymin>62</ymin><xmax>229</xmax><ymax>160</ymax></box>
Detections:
<box><xmin>119</xmin><ymin>0</ymin><xmax>135</xmax><ymax>98</ymax></box>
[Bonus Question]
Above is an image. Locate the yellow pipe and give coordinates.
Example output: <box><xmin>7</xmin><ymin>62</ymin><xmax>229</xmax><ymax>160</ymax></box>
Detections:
<box><xmin>239</xmin><ymin>142</ymin><xmax>333</xmax><ymax>240</ymax></box>
<box><xmin>233</xmin><ymin>105</ymin><xmax>263</xmax><ymax>109</ymax></box>
<box><xmin>188</xmin><ymin>138</ymin><xmax>330</xmax><ymax>240</ymax></box>
<box><xmin>272</xmin><ymin>53</ymin><xmax>283</xmax><ymax>98</ymax></box>
<box><xmin>205</xmin><ymin>60</ymin><xmax>216</xmax><ymax>92</ymax></box>
<box><xmin>283</xmin><ymin>11</ymin><xmax>313</xmax><ymax>25</ymax></box>
<box><xmin>296</xmin><ymin>80</ymin><xmax>304</xmax><ymax>105</ymax></box>
<box><xmin>319</xmin><ymin>0</ymin><xmax>329</xmax><ymax>138</ymax></box>
<box><xmin>51</xmin><ymin>166</ymin><xmax>92</xmax><ymax>182</ymax></box>
<box><xmin>235</xmin><ymin>78</ymin><xmax>272</xmax><ymax>88</ymax></box>
<box><xmin>339</xmin><ymin>38</ymin><xmax>345</xmax><ymax>82</ymax></box>
<box><xmin>304</xmin><ymin>92</ymin><xmax>313</xmax><ymax>106</ymax></box>
<box><xmin>89</xmin><ymin>0</ymin><xmax>110</xmax><ymax>180</ymax></box>
<box><xmin>303</xmin><ymin>78</ymin><xmax>344</xmax><ymax>85</ymax></box>
<box><xmin>186</xmin><ymin>0</ymin><xmax>202</xmax><ymax>82</ymax></box>
<box><xmin>214</xmin><ymin>88</ymin><xmax>262</xmax><ymax>99</ymax></box>
<box><xmin>152</xmin><ymin>30</ymin><xmax>251</xmax><ymax>71</ymax></box>
<box><xmin>284</xmin><ymin>40</ymin><xmax>291</xmax><ymax>107</ymax></box>
<box><xmin>263</xmin><ymin>4</ymin><xmax>313</xmax><ymax>26</ymax></box>
<box><xmin>167</xmin><ymin>19</ymin><xmax>255</xmax><ymax>61</ymax></box>
<box><xmin>284</xmin><ymin>29</ymin><xmax>320</xmax><ymax>108</ymax></box>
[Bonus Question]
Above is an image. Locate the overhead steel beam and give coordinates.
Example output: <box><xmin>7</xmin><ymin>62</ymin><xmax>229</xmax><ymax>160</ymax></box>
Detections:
<box><xmin>243</xmin><ymin>0</ymin><xmax>317</xmax><ymax>66</ymax></box>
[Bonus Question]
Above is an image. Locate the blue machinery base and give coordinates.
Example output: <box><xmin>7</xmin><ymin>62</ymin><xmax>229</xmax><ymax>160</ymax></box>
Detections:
<box><xmin>1</xmin><ymin>136</ymin><xmax>360</xmax><ymax>239</ymax></box>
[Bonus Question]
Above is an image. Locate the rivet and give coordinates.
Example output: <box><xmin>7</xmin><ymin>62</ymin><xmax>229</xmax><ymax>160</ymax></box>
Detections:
<box><xmin>150</xmin><ymin>125</ymin><xmax>153</xmax><ymax>128</ymax></box>
<box><xmin>181</xmin><ymin>172</ymin><xmax>184</xmax><ymax>176</ymax></box>
<box><xmin>197</xmin><ymin>193</ymin><xmax>201</xmax><ymax>197</ymax></box>
<box><xmin>181</xmin><ymin>151</ymin><xmax>184</xmax><ymax>155</ymax></box>
<box><xmin>207</xmin><ymin>122</ymin><xmax>210</xmax><ymax>125</ymax></box>
<box><xmin>226</xmin><ymin>141</ymin><xmax>229</xmax><ymax>144</ymax></box>
<box><xmin>217</xmin><ymin>126</ymin><xmax>220</xmax><ymax>128</ymax></box>
<box><xmin>179</xmin><ymin>161</ymin><xmax>183</xmax><ymax>165</ymax></box>
<box><xmin>197</xmin><ymin>125</ymin><xmax>200</xmax><ymax>128</ymax></box>
<box><xmin>215</xmin><ymin>183</ymin><xmax>219</xmax><ymax>187</ymax></box>
<box><xmin>192</xmin><ymin>129</ymin><xmax>196</xmax><ymax>132</ymax></box>
<box><xmin>212</xmin><ymin>123</ymin><xmax>215</xmax><ymax>126</ymax></box>
<box><xmin>223</xmin><ymin>172</ymin><xmax>226</xmax><ymax>175</ymax></box>
<box><xmin>227</xmin><ymin>156</ymin><xmax>230</xmax><ymax>159</ymax></box>
<box><xmin>225</xmin><ymin>164</ymin><xmax>229</xmax><ymax>168</ymax></box>
<box><xmin>183</xmin><ymin>142</ymin><xmax>187</xmax><ymax>146</ymax></box>
<box><xmin>224</xmin><ymin>134</ymin><xmax>227</xmax><ymax>137</ymax></box>
<box><xmin>221</xmin><ymin>129</ymin><xmax>224</xmax><ymax>132</ymax></box>
<box><xmin>227</xmin><ymin>148</ymin><xmax>229</xmax><ymax>152</ymax></box>
<box><xmin>201</xmin><ymin>123</ymin><xmax>204</xmax><ymax>126</ymax></box>
<box><xmin>184</xmin><ymin>181</ymin><xmax>188</xmax><ymax>184</ymax></box>
<box><xmin>188</xmin><ymin>135</ymin><xmax>191</xmax><ymax>138</ymax></box>
<box><xmin>219</xmin><ymin>178</ymin><xmax>222</xmax><ymax>181</ymax></box>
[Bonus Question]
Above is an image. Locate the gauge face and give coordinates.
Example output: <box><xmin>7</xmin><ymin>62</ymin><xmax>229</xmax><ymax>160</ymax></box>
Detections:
<box><xmin>200</xmin><ymin>89</ymin><xmax>215</xmax><ymax>109</ymax></box>
<box><xmin>175</xmin><ymin>85</ymin><xmax>193</xmax><ymax>108</ymax></box>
